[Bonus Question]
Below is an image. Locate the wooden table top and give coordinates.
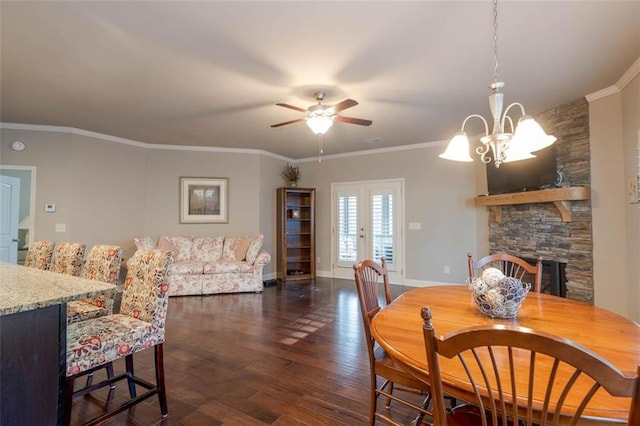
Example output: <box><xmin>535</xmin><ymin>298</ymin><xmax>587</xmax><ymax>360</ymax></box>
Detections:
<box><xmin>370</xmin><ymin>285</ymin><xmax>640</xmax><ymax>422</ymax></box>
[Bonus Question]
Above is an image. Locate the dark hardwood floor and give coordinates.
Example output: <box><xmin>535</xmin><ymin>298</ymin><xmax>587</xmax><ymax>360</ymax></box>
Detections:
<box><xmin>70</xmin><ymin>277</ymin><xmax>429</xmax><ymax>425</ymax></box>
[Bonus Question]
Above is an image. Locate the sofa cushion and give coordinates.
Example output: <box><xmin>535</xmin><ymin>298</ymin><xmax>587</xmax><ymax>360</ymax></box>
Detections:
<box><xmin>245</xmin><ymin>234</ymin><xmax>264</xmax><ymax>265</ymax></box>
<box><xmin>134</xmin><ymin>237</ymin><xmax>158</xmax><ymax>250</ymax></box>
<box><xmin>204</xmin><ymin>261</ymin><xmax>253</xmax><ymax>274</ymax></box>
<box><xmin>159</xmin><ymin>236</ymin><xmax>193</xmax><ymax>262</ymax></box>
<box><xmin>222</xmin><ymin>236</ymin><xmax>252</xmax><ymax>261</ymax></box>
<box><xmin>192</xmin><ymin>237</ymin><xmax>224</xmax><ymax>262</ymax></box>
<box><xmin>168</xmin><ymin>261</ymin><xmax>206</xmax><ymax>275</ymax></box>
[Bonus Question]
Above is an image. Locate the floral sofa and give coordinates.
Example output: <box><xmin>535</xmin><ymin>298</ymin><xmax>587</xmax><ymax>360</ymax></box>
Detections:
<box><xmin>134</xmin><ymin>235</ymin><xmax>270</xmax><ymax>296</ymax></box>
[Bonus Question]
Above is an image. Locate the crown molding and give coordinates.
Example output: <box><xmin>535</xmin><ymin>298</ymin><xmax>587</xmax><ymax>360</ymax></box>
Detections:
<box><xmin>586</xmin><ymin>56</ymin><xmax>640</xmax><ymax>103</ymax></box>
<box><xmin>1</xmin><ymin>121</ymin><xmax>447</xmax><ymax>164</ymax></box>
<box><xmin>0</xmin><ymin>122</ymin><xmax>291</xmax><ymax>161</ymax></box>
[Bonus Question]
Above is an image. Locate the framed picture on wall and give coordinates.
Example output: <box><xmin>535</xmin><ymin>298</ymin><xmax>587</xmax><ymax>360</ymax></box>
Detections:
<box><xmin>179</xmin><ymin>177</ymin><xmax>228</xmax><ymax>223</ymax></box>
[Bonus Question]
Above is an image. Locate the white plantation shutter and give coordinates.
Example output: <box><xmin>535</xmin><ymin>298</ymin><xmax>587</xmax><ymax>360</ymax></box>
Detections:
<box><xmin>371</xmin><ymin>193</ymin><xmax>393</xmax><ymax>264</ymax></box>
<box><xmin>338</xmin><ymin>194</ymin><xmax>358</xmax><ymax>262</ymax></box>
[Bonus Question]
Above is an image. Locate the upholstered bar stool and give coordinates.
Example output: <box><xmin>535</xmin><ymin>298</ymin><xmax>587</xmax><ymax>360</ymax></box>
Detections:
<box><xmin>50</xmin><ymin>242</ymin><xmax>86</xmax><ymax>276</ymax></box>
<box><xmin>67</xmin><ymin>245</ymin><xmax>123</xmax><ymax>324</ymax></box>
<box><xmin>23</xmin><ymin>240</ymin><xmax>55</xmax><ymax>270</ymax></box>
<box><xmin>65</xmin><ymin>248</ymin><xmax>173</xmax><ymax>425</ymax></box>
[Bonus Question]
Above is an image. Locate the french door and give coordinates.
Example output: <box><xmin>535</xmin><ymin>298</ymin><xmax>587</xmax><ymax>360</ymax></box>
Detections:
<box><xmin>331</xmin><ymin>179</ymin><xmax>403</xmax><ymax>283</ymax></box>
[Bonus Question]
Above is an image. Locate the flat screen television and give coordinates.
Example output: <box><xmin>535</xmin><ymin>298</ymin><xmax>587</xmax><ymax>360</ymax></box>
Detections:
<box><xmin>485</xmin><ymin>144</ymin><xmax>558</xmax><ymax>195</ymax></box>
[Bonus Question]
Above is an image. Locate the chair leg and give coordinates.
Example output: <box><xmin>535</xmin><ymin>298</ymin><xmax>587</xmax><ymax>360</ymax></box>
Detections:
<box><xmin>125</xmin><ymin>355</ymin><xmax>137</xmax><ymax>398</ymax></box>
<box><xmin>369</xmin><ymin>376</ymin><xmax>378</xmax><ymax>426</ymax></box>
<box><xmin>155</xmin><ymin>343</ymin><xmax>169</xmax><ymax>417</ymax></box>
<box><xmin>385</xmin><ymin>382</ymin><xmax>395</xmax><ymax>409</ymax></box>
<box><xmin>84</xmin><ymin>362</ymin><xmax>115</xmax><ymax>389</ymax></box>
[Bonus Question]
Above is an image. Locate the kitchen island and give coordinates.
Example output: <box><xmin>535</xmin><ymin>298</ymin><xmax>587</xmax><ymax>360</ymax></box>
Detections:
<box><xmin>0</xmin><ymin>262</ymin><xmax>115</xmax><ymax>425</ymax></box>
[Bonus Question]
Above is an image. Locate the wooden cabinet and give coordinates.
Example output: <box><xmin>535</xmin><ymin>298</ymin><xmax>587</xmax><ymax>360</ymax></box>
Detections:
<box><xmin>276</xmin><ymin>187</ymin><xmax>315</xmax><ymax>281</ymax></box>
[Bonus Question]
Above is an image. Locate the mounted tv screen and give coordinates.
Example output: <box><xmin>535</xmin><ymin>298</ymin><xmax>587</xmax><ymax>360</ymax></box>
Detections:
<box><xmin>486</xmin><ymin>144</ymin><xmax>558</xmax><ymax>195</ymax></box>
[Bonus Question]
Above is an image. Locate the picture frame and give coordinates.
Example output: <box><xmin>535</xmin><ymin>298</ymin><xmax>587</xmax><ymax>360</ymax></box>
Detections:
<box><xmin>179</xmin><ymin>177</ymin><xmax>228</xmax><ymax>223</ymax></box>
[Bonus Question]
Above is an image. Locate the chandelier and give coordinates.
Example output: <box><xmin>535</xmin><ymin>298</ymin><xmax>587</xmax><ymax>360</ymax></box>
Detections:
<box><xmin>439</xmin><ymin>0</ymin><xmax>556</xmax><ymax>168</ymax></box>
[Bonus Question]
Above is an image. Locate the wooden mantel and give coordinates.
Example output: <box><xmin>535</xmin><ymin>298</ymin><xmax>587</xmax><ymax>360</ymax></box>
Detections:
<box><xmin>474</xmin><ymin>186</ymin><xmax>590</xmax><ymax>223</ymax></box>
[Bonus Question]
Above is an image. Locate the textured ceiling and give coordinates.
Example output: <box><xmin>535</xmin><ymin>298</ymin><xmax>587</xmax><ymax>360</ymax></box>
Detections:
<box><xmin>1</xmin><ymin>1</ymin><xmax>638</xmax><ymax>159</ymax></box>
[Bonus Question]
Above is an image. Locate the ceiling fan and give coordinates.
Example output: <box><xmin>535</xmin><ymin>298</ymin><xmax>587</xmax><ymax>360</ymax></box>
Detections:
<box><xmin>271</xmin><ymin>91</ymin><xmax>372</xmax><ymax>135</ymax></box>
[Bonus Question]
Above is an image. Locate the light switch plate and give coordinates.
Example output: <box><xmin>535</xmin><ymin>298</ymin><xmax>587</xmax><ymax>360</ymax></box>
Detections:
<box><xmin>408</xmin><ymin>222</ymin><xmax>422</xmax><ymax>230</ymax></box>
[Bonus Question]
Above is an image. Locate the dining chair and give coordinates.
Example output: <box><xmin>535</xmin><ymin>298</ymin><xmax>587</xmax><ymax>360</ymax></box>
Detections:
<box><xmin>67</xmin><ymin>244</ymin><xmax>123</xmax><ymax>324</ymax></box>
<box><xmin>65</xmin><ymin>248</ymin><xmax>173</xmax><ymax>425</ymax></box>
<box><xmin>353</xmin><ymin>257</ymin><xmax>433</xmax><ymax>426</ymax></box>
<box><xmin>50</xmin><ymin>242</ymin><xmax>86</xmax><ymax>276</ymax></box>
<box><xmin>467</xmin><ymin>253</ymin><xmax>543</xmax><ymax>293</ymax></box>
<box><xmin>421</xmin><ymin>306</ymin><xmax>640</xmax><ymax>426</ymax></box>
<box><xmin>23</xmin><ymin>240</ymin><xmax>55</xmax><ymax>270</ymax></box>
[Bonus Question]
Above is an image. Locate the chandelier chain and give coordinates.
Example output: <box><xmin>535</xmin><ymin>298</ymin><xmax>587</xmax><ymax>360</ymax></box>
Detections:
<box><xmin>493</xmin><ymin>0</ymin><xmax>499</xmax><ymax>83</ymax></box>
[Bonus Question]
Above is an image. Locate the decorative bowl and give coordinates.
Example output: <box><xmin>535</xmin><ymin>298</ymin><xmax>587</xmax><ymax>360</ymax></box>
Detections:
<box><xmin>470</xmin><ymin>273</ymin><xmax>531</xmax><ymax>319</ymax></box>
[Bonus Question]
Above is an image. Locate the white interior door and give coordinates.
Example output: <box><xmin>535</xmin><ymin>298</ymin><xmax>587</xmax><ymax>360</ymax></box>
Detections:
<box><xmin>0</xmin><ymin>175</ymin><xmax>20</xmax><ymax>263</ymax></box>
<box><xmin>332</xmin><ymin>180</ymin><xmax>403</xmax><ymax>283</ymax></box>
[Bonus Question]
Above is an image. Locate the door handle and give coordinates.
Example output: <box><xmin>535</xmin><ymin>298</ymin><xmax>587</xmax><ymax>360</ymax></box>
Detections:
<box><xmin>12</xmin><ymin>239</ymin><xmax>19</xmax><ymax>243</ymax></box>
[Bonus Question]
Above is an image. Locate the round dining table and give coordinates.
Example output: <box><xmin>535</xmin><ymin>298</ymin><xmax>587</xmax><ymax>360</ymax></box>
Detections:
<box><xmin>370</xmin><ymin>285</ymin><xmax>640</xmax><ymax>423</ymax></box>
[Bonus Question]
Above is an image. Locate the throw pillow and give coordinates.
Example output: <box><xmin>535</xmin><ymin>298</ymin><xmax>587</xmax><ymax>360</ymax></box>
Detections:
<box><xmin>158</xmin><ymin>238</ymin><xmax>179</xmax><ymax>259</ymax></box>
<box><xmin>160</xmin><ymin>236</ymin><xmax>194</xmax><ymax>262</ymax></box>
<box><xmin>134</xmin><ymin>237</ymin><xmax>157</xmax><ymax>250</ymax></box>
<box><xmin>222</xmin><ymin>236</ymin><xmax>251</xmax><ymax>261</ymax></box>
<box><xmin>245</xmin><ymin>234</ymin><xmax>264</xmax><ymax>265</ymax></box>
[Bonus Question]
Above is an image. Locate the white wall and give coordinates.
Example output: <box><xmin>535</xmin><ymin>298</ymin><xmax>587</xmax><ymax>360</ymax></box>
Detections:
<box><xmin>298</xmin><ymin>144</ymin><xmax>479</xmax><ymax>285</ymax></box>
<box><xmin>589</xmin><ymin>62</ymin><xmax>640</xmax><ymax>322</ymax></box>
<box><xmin>0</xmin><ymin>127</ymin><xmax>285</xmax><ymax>273</ymax></box>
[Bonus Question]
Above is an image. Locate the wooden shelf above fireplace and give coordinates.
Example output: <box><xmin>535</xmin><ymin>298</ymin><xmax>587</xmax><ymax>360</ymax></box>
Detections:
<box><xmin>474</xmin><ymin>186</ymin><xmax>590</xmax><ymax>223</ymax></box>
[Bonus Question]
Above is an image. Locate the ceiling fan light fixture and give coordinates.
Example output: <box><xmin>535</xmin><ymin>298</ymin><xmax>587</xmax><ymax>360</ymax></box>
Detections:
<box><xmin>306</xmin><ymin>115</ymin><xmax>335</xmax><ymax>135</ymax></box>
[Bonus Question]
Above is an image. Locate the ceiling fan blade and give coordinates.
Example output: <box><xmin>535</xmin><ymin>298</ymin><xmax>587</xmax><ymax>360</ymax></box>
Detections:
<box><xmin>330</xmin><ymin>99</ymin><xmax>358</xmax><ymax>113</ymax></box>
<box><xmin>335</xmin><ymin>116</ymin><xmax>372</xmax><ymax>126</ymax></box>
<box><xmin>270</xmin><ymin>118</ymin><xmax>305</xmax><ymax>128</ymax></box>
<box><xmin>276</xmin><ymin>103</ymin><xmax>307</xmax><ymax>113</ymax></box>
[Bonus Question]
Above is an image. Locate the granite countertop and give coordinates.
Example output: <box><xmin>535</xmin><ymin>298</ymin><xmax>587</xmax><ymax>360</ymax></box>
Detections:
<box><xmin>0</xmin><ymin>262</ymin><xmax>116</xmax><ymax>316</ymax></box>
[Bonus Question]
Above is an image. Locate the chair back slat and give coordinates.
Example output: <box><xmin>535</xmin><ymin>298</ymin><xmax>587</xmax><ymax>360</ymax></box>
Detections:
<box><xmin>422</xmin><ymin>307</ymin><xmax>640</xmax><ymax>426</ymax></box>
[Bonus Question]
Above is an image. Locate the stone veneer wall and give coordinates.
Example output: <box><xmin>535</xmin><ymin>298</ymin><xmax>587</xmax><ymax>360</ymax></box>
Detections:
<box><xmin>488</xmin><ymin>98</ymin><xmax>593</xmax><ymax>303</ymax></box>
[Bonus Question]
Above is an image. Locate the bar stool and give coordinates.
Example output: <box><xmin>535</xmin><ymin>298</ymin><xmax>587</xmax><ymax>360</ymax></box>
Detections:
<box><xmin>50</xmin><ymin>242</ymin><xmax>86</xmax><ymax>276</ymax></box>
<box><xmin>65</xmin><ymin>248</ymin><xmax>173</xmax><ymax>425</ymax></box>
<box><xmin>23</xmin><ymin>240</ymin><xmax>55</xmax><ymax>270</ymax></box>
<box><xmin>67</xmin><ymin>245</ymin><xmax>123</xmax><ymax>324</ymax></box>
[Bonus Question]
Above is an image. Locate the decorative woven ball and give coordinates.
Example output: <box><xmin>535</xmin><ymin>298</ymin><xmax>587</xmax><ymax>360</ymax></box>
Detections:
<box><xmin>471</xmin><ymin>276</ymin><xmax>531</xmax><ymax>319</ymax></box>
<box><xmin>481</xmin><ymin>267</ymin><xmax>505</xmax><ymax>287</ymax></box>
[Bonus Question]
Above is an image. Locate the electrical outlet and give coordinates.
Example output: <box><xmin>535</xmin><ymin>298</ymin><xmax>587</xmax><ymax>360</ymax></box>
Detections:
<box><xmin>317</xmin><ymin>257</ymin><xmax>321</xmax><ymax>264</ymax></box>
<box><xmin>55</xmin><ymin>223</ymin><xmax>66</xmax><ymax>232</ymax></box>
<box><xmin>444</xmin><ymin>266</ymin><xmax>450</xmax><ymax>274</ymax></box>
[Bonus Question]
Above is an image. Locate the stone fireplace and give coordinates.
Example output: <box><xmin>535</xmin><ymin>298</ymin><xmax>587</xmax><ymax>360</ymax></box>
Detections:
<box><xmin>483</xmin><ymin>98</ymin><xmax>593</xmax><ymax>303</ymax></box>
